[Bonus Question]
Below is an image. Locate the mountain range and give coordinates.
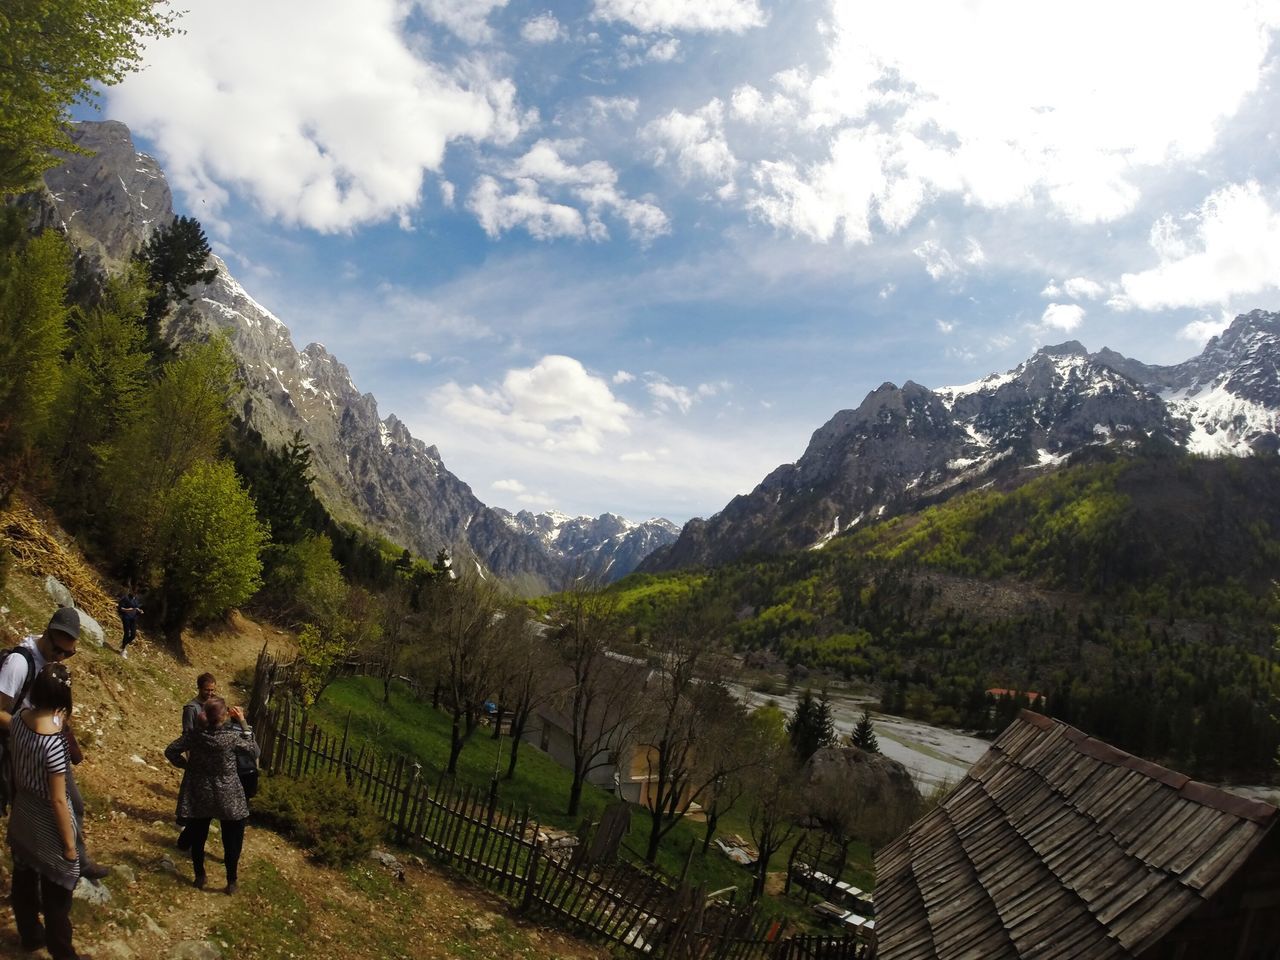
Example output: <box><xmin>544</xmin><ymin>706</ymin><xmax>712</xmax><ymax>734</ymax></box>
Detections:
<box><xmin>641</xmin><ymin>310</ymin><xmax>1280</xmax><ymax>571</ymax></box>
<box><xmin>30</xmin><ymin>121</ymin><xmax>1280</xmax><ymax>591</ymax></box>
<box><xmin>34</xmin><ymin>121</ymin><xmax>677</xmax><ymax>591</ymax></box>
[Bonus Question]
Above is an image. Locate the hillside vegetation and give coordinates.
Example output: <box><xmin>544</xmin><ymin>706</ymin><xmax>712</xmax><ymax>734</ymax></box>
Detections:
<box><xmin>611</xmin><ymin>448</ymin><xmax>1280</xmax><ymax>779</ymax></box>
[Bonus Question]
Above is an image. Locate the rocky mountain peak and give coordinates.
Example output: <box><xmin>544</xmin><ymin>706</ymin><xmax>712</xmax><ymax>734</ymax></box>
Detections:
<box><xmin>35</xmin><ymin>120</ymin><xmax>674</xmax><ymax>592</ymax></box>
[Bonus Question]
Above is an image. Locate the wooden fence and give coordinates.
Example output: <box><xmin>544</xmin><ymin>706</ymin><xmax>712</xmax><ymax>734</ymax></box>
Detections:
<box><xmin>248</xmin><ymin>650</ymin><xmax>874</xmax><ymax>960</ymax></box>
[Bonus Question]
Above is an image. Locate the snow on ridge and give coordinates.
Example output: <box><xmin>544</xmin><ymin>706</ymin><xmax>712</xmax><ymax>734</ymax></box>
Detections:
<box><xmin>1164</xmin><ymin>383</ymin><xmax>1278</xmax><ymax>456</ymax></box>
<box><xmin>936</xmin><ymin>369</ymin><xmax>1019</xmax><ymax>407</ymax></box>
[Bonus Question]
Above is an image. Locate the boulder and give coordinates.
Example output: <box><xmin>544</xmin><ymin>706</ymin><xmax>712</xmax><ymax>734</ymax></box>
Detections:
<box><xmin>44</xmin><ymin>576</ymin><xmax>75</xmax><ymax>608</ymax></box>
<box><xmin>801</xmin><ymin>746</ymin><xmax>923</xmax><ymax>846</ymax></box>
<box><xmin>76</xmin><ymin>608</ymin><xmax>105</xmax><ymax>647</ymax></box>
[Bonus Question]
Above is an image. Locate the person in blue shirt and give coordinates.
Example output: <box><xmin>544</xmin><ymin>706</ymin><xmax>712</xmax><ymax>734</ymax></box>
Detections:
<box><xmin>116</xmin><ymin>588</ymin><xmax>143</xmax><ymax>659</ymax></box>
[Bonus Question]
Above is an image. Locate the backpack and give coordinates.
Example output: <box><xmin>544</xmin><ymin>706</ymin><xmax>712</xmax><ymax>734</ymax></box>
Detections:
<box><xmin>0</xmin><ymin>644</ymin><xmax>37</xmax><ymax>813</ymax></box>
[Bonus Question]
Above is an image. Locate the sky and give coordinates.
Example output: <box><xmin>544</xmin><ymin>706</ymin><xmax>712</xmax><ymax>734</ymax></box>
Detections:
<box><xmin>90</xmin><ymin>0</ymin><xmax>1280</xmax><ymax>524</ymax></box>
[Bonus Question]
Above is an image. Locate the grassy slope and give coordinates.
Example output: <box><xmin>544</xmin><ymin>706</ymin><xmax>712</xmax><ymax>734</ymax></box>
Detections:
<box><xmin>311</xmin><ymin>675</ymin><xmax>856</xmax><ymax>901</ymax></box>
<box><xmin>0</xmin><ymin>564</ymin><xmax>607</xmax><ymax>960</ymax></box>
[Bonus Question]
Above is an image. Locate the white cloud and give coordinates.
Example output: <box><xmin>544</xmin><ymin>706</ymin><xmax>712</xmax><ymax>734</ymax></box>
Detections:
<box><xmin>492</xmin><ymin>478</ymin><xmax>527</xmax><ymax>493</ymax></box>
<box><xmin>411</xmin><ymin>350</ymin><xmax>433</xmax><ymax>363</ymax></box>
<box><xmin>731</xmin><ymin>82</ymin><xmax>799</xmax><ymax>125</ymax></box>
<box><xmin>439</xmin><ymin>180</ymin><xmax>456</xmax><ymax>207</ymax></box>
<box><xmin>914</xmin><ymin>240</ymin><xmax>958</xmax><ymax>280</ymax></box>
<box><xmin>613</xmin><ymin>370</ymin><xmax>636</xmax><ymax>383</ymax></box>
<box><xmin>1063</xmin><ymin>277</ymin><xmax>1105</xmax><ymax>300</ymax></box>
<box><xmin>643</xmin><ymin>100</ymin><xmax>738</xmax><ymax>187</ymax></box>
<box><xmin>936</xmin><ymin>319</ymin><xmax>955</xmax><ymax>334</ymax></box>
<box><xmin>1041</xmin><ymin>281</ymin><xmax>1063</xmax><ymax>298</ymax></box>
<box><xmin>743</xmin><ymin>2</ymin><xmax>1280</xmax><ymax>237</ymax></box>
<box><xmin>432</xmin><ymin>355</ymin><xmax>633</xmax><ymax>453</ymax></box>
<box><xmin>645</xmin><ymin>375</ymin><xmax>725</xmax><ymax>413</ymax></box>
<box><xmin>415</xmin><ymin>0</ymin><xmax>508</xmax><ymax>43</ymax></box>
<box><xmin>620</xmin><ymin>450</ymin><xmax>656</xmax><ymax>462</ymax></box>
<box><xmin>468</xmin><ymin>176</ymin><xmax>588</xmax><ymax>240</ymax></box>
<box><xmin>521</xmin><ymin>12</ymin><xmax>564</xmax><ymax>43</ymax></box>
<box><xmin>592</xmin><ymin>0</ymin><xmax>766</xmax><ymax>33</ymax></box>
<box><xmin>1179</xmin><ymin>316</ymin><xmax>1231</xmax><ymax>343</ymax></box>
<box><xmin>1116</xmin><ymin>182</ymin><xmax>1280</xmax><ymax>310</ymax></box>
<box><xmin>579</xmin><ymin>96</ymin><xmax>640</xmax><ymax>125</ymax></box>
<box><xmin>107</xmin><ymin>0</ymin><xmax>523</xmax><ymax>233</ymax></box>
<box><xmin>1041</xmin><ymin>302</ymin><xmax>1086</xmax><ymax>332</ymax></box>
<box><xmin>471</xmin><ymin>140</ymin><xmax>670</xmax><ymax>243</ymax></box>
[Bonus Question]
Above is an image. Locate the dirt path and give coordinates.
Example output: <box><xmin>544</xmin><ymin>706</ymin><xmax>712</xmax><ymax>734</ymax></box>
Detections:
<box><xmin>1</xmin><ymin>570</ymin><xmax>606</xmax><ymax>960</ymax></box>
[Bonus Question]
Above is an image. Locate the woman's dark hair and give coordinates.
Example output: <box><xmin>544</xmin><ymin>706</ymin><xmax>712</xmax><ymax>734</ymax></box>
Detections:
<box><xmin>30</xmin><ymin>663</ymin><xmax>73</xmax><ymax>713</ymax></box>
<box><xmin>198</xmin><ymin>695</ymin><xmax>228</xmax><ymax>729</ymax></box>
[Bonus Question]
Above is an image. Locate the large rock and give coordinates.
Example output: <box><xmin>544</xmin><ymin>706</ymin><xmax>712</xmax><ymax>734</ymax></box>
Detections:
<box><xmin>801</xmin><ymin>746</ymin><xmax>923</xmax><ymax>847</ymax></box>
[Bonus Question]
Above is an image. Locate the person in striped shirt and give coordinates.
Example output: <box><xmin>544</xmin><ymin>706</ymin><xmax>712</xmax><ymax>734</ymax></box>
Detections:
<box><xmin>7</xmin><ymin>663</ymin><xmax>85</xmax><ymax>959</ymax></box>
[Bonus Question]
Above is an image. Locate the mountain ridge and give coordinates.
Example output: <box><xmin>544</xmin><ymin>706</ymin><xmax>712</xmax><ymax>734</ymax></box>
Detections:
<box><xmin>643</xmin><ymin>310</ymin><xmax>1280</xmax><ymax>572</ymax></box>
<box><xmin>35</xmin><ymin>120</ymin><xmax>675</xmax><ymax>589</ymax></box>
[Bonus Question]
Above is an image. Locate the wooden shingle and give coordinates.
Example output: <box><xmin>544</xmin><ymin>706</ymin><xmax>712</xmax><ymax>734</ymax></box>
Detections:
<box><xmin>873</xmin><ymin>711</ymin><xmax>1277</xmax><ymax>959</ymax></box>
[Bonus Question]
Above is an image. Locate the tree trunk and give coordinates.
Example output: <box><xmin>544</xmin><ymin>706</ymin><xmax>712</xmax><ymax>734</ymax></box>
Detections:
<box><xmin>645</xmin><ymin>805</ymin><xmax>665</xmax><ymax>862</ymax></box>
<box><xmin>701</xmin><ymin>809</ymin><xmax>719</xmax><ymax>854</ymax></box>
<box><xmin>505</xmin><ymin>715</ymin><xmax>527</xmax><ymax>780</ymax></box>
<box><xmin>568</xmin><ymin>773</ymin><xmax>584</xmax><ymax>817</ymax></box>
<box><xmin>447</xmin><ymin>712</ymin><xmax>465</xmax><ymax>774</ymax></box>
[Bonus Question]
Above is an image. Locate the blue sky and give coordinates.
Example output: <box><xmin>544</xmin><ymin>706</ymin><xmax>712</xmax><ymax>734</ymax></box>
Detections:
<box><xmin>91</xmin><ymin>0</ymin><xmax>1280</xmax><ymax>524</ymax></box>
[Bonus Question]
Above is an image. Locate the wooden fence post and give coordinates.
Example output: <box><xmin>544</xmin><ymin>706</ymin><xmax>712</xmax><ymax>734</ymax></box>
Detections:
<box><xmin>397</xmin><ymin>762</ymin><xmax>420</xmax><ymax>843</ymax></box>
<box><xmin>520</xmin><ymin>843</ymin><xmax>543</xmax><ymax>913</ymax></box>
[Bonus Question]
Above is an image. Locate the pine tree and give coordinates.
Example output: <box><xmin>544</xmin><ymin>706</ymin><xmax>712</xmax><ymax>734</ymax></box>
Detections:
<box><xmin>137</xmin><ymin>215</ymin><xmax>219</xmax><ymax>344</ymax></box>
<box><xmin>851</xmin><ymin>709</ymin><xmax>880</xmax><ymax>753</ymax></box>
<box><xmin>787</xmin><ymin>689</ymin><xmax>836</xmax><ymax>761</ymax></box>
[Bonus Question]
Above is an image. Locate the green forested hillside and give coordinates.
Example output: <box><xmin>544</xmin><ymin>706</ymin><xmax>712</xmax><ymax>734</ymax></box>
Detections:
<box><xmin>612</xmin><ymin>448</ymin><xmax>1280</xmax><ymax>779</ymax></box>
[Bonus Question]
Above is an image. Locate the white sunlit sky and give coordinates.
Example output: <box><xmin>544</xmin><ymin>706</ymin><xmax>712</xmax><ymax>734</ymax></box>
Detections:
<box><xmin>88</xmin><ymin>0</ymin><xmax>1280</xmax><ymax>524</ymax></box>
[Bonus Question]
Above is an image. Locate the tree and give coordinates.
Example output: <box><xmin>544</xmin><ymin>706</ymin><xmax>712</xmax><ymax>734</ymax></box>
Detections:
<box><xmin>152</xmin><ymin>460</ymin><xmax>267</xmax><ymax>652</ymax></box>
<box><xmin>496</xmin><ymin>624</ymin><xmax>561</xmax><ymax>781</ymax></box>
<box><xmin>136</xmin><ymin>215</ymin><xmax>218</xmax><ymax>344</ymax></box>
<box><xmin>101</xmin><ymin>336</ymin><xmax>237</xmax><ymax>570</ymax></box>
<box><xmin>427</xmin><ymin>571</ymin><xmax>509</xmax><ymax>775</ymax></box>
<box><xmin>548</xmin><ymin>575</ymin><xmax>644</xmax><ymax>817</ymax></box>
<box><xmin>0</xmin><ymin>225</ymin><xmax>71</xmax><ymax>501</ymax></box>
<box><xmin>636</xmin><ymin>602</ymin><xmax>749</xmax><ymax>862</ymax></box>
<box><xmin>747</xmin><ymin>721</ymin><xmax>803</xmax><ymax>901</ymax></box>
<box><xmin>850</xmin><ymin>710</ymin><xmax>880</xmax><ymax>753</ymax></box>
<box><xmin>787</xmin><ymin>689</ymin><xmax>835</xmax><ymax>761</ymax></box>
<box><xmin>0</xmin><ymin>0</ymin><xmax>179</xmax><ymax>193</ymax></box>
<box><xmin>48</xmin><ymin>267</ymin><xmax>152</xmax><ymax>521</ymax></box>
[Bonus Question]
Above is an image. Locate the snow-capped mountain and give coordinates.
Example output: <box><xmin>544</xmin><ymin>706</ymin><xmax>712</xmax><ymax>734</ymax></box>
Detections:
<box><xmin>494</xmin><ymin>509</ymin><xmax>679</xmax><ymax>582</ymax></box>
<box><xmin>36</xmin><ymin>121</ymin><xmax>674</xmax><ymax>591</ymax></box>
<box><xmin>644</xmin><ymin>313</ymin><xmax>1280</xmax><ymax>571</ymax></box>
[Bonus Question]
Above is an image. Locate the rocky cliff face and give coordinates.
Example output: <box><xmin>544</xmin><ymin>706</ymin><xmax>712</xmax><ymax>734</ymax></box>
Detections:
<box><xmin>493</xmin><ymin>509</ymin><xmax>679</xmax><ymax>582</ymax></box>
<box><xmin>36</xmin><ymin>121</ymin><xmax>672</xmax><ymax>592</ymax></box>
<box><xmin>645</xmin><ymin>312</ymin><xmax>1280</xmax><ymax>571</ymax></box>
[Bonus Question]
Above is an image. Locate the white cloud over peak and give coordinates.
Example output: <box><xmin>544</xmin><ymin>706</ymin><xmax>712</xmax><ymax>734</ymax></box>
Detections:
<box><xmin>416</xmin><ymin>0</ymin><xmax>508</xmax><ymax>43</ymax></box>
<box><xmin>108</xmin><ymin>0</ymin><xmax>518</xmax><ymax>233</ymax></box>
<box><xmin>645</xmin><ymin>375</ymin><xmax>724</xmax><ymax>413</ymax></box>
<box><xmin>432</xmin><ymin>355</ymin><xmax>632</xmax><ymax>453</ymax></box>
<box><xmin>469</xmin><ymin>140</ymin><xmax>670</xmax><ymax>243</ymax></box>
<box><xmin>1041</xmin><ymin>303</ymin><xmax>1086</xmax><ymax>332</ymax></box>
<box><xmin>521</xmin><ymin>12</ymin><xmax>564</xmax><ymax>43</ymax></box>
<box><xmin>613</xmin><ymin>370</ymin><xmax>636</xmax><ymax>383</ymax></box>
<box><xmin>1179</xmin><ymin>316</ymin><xmax>1232</xmax><ymax>344</ymax></box>
<box><xmin>492</xmin><ymin>478</ymin><xmax>526</xmax><ymax>493</ymax></box>
<box><xmin>1043</xmin><ymin>277</ymin><xmax>1106</xmax><ymax>300</ymax></box>
<box><xmin>643</xmin><ymin>100</ymin><xmax>738</xmax><ymax>187</ymax></box>
<box><xmin>592</xmin><ymin>0</ymin><xmax>766</xmax><ymax>34</ymax></box>
<box><xmin>914</xmin><ymin>237</ymin><xmax>986</xmax><ymax>282</ymax></box>
<box><xmin>742</xmin><ymin>1</ymin><xmax>1280</xmax><ymax>238</ymax></box>
<box><xmin>1116</xmin><ymin>182</ymin><xmax>1280</xmax><ymax>310</ymax></box>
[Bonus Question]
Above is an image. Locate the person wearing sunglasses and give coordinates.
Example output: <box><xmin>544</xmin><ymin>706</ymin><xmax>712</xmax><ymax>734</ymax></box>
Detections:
<box><xmin>0</xmin><ymin>608</ymin><xmax>110</xmax><ymax>881</ymax></box>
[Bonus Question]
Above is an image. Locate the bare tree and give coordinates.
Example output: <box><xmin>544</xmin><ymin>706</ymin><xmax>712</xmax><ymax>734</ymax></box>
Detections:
<box><xmin>429</xmin><ymin>571</ymin><xmax>509</xmax><ymax>775</ymax></box>
<box><xmin>493</xmin><ymin>621</ymin><xmax>563</xmax><ymax>781</ymax></box>
<box><xmin>635</xmin><ymin>601</ymin><xmax>754</xmax><ymax>862</ymax></box>
<box><xmin>548</xmin><ymin>575</ymin><xmax>643</xmax><ymax>817</ymax></box>
<box><xmin>747</xmin><ymin>721</ymin><xmax>804</xmax><ymax>900</ymax></box>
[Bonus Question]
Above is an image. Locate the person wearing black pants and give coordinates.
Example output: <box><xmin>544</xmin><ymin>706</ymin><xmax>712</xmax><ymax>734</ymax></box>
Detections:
<box><xmin>164</xmin><ymin>696</ymin><xmax>257</xmax><ymax>894</ymax></box>
<box><xmin>12</xmin><ymin>863</ymin><xmax>75</xmax><ymax>956</ymax></box>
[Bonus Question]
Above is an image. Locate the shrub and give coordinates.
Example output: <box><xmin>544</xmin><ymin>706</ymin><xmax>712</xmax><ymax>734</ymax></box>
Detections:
<box><xmin>253</xmin><ymin>772</ymin><xmax>384</xmax><ymax>866</ymax></box>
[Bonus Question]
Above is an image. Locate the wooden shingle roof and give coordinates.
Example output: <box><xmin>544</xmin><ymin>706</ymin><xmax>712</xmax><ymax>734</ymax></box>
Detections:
<box><xmin>874</xmin><ymin>710</ymin><xmax>1277</xmax><ymax>959</ymax></box>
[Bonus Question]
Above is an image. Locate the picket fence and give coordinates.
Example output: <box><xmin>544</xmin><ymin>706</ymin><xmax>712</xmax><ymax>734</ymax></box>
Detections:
<box><xmin>246</xmin><ymin>650</ymin><xmax>874</xmax><ymax>960</ymax></box>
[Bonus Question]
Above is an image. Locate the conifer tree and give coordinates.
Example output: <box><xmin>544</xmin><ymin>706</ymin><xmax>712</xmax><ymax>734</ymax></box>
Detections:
<box><xmin>787</xmin><ymin>689</ymin><xmax>836</xmax><ymax>761</ymax></box>
<box><xmin>137</xmin><ymin>215</ymin><xmax>219</xmax><ymax>345</ymax></box>
<box><xmin>851</xmin><ymin>709</ymin><xmax>880</xmax><ymax>753</ymax></box>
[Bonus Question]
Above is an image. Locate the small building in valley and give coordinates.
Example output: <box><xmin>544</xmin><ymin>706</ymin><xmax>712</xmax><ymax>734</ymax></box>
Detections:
<box><xmin>875</xmin><ymin>710</ymin><xmax>1279</xmax><ymax>959</ymax></box>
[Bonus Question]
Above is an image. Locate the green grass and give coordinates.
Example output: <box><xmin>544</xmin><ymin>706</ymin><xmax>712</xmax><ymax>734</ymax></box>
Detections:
<box><xmin>307</xmin><ymin>677</ymin><xmax>854</xmax><ymax>907</ymax></box>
